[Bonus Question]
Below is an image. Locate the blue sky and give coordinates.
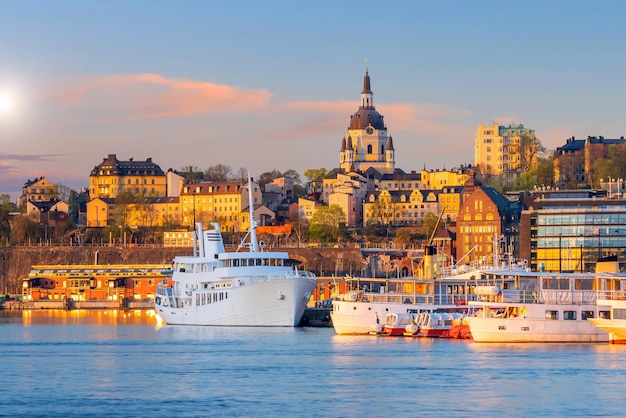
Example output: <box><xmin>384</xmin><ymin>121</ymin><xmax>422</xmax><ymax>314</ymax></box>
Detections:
<box><xmin>1</xmin><ymin>1</ymin><xmax>625</xmax><ymax>198</ymax></box>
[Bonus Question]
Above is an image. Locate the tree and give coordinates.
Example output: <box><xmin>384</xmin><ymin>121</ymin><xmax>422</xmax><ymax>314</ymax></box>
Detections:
<box><xmin>556</xmin><ymin>152</ymin><xmax>584</xmax><ymax>187</ymax></box>
<box><xmin>257</xmin><ymin>169</ymin><xmax>282</xmax><ymax>189</ymax></box>
<box><xmin>304</xmin><ymin>168</ymin><xmax>331</xmax><ymax>182</ymax></box>
<box><xmin>513</xmin><ymin>169</ymin><xmax>537</xmax><ymax>191</ymax></box>
<box><xmin>368</xmin><ymin>194</ymin><xmax>399</xmax><ymax>227</ymax></box>
<box><xmin>0</xmin><ymin>194</ymin><xmax>16</xmax><ymax>244</ymax></box>
<box><xmin>535</xmin><ymin>155</ymin><xmax>555</xmax><ymax>187</ymax></box>
<box><xmin>204</xmin><ymin>164</ymin><xmax>232</xmax><ymax>182</ymax></box>
<box><xmin>592</xmin><ymin>158</ymin><xmax>620</xmax><ymax>188</ymax></box>
<box><xmin>235</xmin><ymin>167</ymin><xmax>248</xmax><ymax>182</ymax></box>
<box><xmin>519</xmin><ymin>134</ymin><xmax>545</xmax><ymax>172</ymax></box>
<box><xmin>113</xmin><ymin>190</ymin><xmax>135</xmax><ymax>229</ymax></box>
<box><xmin>180</xmin><ymin>165</ymin><xmax>203</xmax><ymax>183</ymax></box>
<box><xmin>308</xmin><ymin>204</ymin><xmax>346</xmax><ymax>243</ymax></box>
<box><xmin>422</xmin><ymin>212</ymin><xmax>443</xmax><ymax>242</ymax></box>
<box><xmin>282</xmin><ymin>169</ymin><xmax>302</xmax><ymax>185</ymax></box>
<box><xmin>9</xmin><ymin>213</ymin><xmax>41</xmax><ymax>245</ymax></box>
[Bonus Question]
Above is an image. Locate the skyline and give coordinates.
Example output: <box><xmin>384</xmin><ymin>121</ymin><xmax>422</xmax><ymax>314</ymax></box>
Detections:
<box><xmin>1</xmin><ymin>1</ymin><xmax>625</xmax><ymax>199</ymax></box>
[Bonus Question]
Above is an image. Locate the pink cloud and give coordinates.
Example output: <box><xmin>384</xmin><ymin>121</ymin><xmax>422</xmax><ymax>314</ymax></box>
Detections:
<box><xmin>49</xmin><ymin>74</ymin><xmax>273</xmax><ymax>120</ymax></box>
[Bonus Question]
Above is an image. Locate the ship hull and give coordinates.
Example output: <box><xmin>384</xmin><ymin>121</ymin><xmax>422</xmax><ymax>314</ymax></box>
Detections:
<box><xmin>156</xmin><ymin>277</ymin><xmax>317</xmax><ymax>327</ymax></box>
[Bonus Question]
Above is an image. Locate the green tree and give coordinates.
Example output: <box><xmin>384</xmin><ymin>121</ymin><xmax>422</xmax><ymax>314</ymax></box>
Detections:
<box><xmin>592</xmin><ymin>158</ymin><xmax>620</xmax><ymax>188</ymax></box>
<box><xmin>535</xmin><ymin>155</ymin><xmax>555</xmax><ymax>187</ymax></box>
<box><xmin>308</xmin><ymin>204</ymin><xmax>346</xmax><ymax>243</ymax></box>
<box><xmin>513</xmin><ymin>169</ymin><xmax>537</xmax><ymax>191</ymax></box>
<box><xmin>0</xmin><ymin>194</ymin><xmax>16</xmax><ymax>244</ymax></box>
<box><xmin>303</xmin><ymin>168</ymin><xmax>331</xmax><ymax>182</ymax></box>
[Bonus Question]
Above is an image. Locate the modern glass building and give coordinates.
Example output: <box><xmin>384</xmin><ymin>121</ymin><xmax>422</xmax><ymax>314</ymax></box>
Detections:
<box><xmin>520</xmin><ymin>190</ymin><xmax>626</xmax><ymax>272</ymax></box>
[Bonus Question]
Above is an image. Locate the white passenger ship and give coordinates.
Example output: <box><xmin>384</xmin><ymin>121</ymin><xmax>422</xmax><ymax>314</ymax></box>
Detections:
<box><xmin>154</xmin><ymin>179</ymin><xmax>318</xmax><ymax>327</ymax></box>
<box><xmin>467</xmin><ymin>257</ymin><xmax>625</xmax><ymax>343</ymax></box>
<box><xmin>330</xmin><ymin>250</ymin><xmax>526</xmax><ymax>335</ymax></box>
<box><xmin>587</xmin><ymin>256</ymin><xmax>626</xmax><ymax>343</ymax></box>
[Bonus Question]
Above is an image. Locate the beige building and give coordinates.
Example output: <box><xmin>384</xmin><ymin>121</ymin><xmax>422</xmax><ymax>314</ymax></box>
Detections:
<box><xmin>18</xmin><ymin>177</ymin><xmax>58</xmax><ymax>207</ymax></box>
<box><xmin>475</xmin><ymin>123</ymin><xmax>536</xmax><ymax>186</ymax></box>
<box><xmin>89</xmin><ymin>154</ymin><xmax>167</xmax><ymax>199</ymax></box>
<box><xmin>180</xmin><ymin>180</ymin><xmax>269</xmax><ymax>233</ymax></box>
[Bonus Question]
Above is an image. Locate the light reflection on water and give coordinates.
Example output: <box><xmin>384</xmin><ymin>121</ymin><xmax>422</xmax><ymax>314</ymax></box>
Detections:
<box><xmin>1</xmin><ymin>310</ymin><xmax>626</xmax><ymax>417</ymax></box>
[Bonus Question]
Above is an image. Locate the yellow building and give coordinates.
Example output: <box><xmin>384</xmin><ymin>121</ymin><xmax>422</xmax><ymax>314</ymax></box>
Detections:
<box><xmin>420</xmin><ymin>167</ymin><xmax>470</xmax><ymax>190</ymax></box>
<box><xmin>180</xmin><ymin>180</ymin><xmax>268</xmax><ymax>233</ymax></box>
<box><xmin>364</xmin><ymin>189</ymin><xmax>440</xmax><ymax>226</ymax></box>
<box><xmin>86</xmin><ymin>198</ymin><xmax>115</xmax><ymax>227</ymax></box>
<box><xmin>128</xmin><ymin>196</ymin><xmax>181</xmax><ymax>227</ymax></box>
<box><xmin>89</xmin><ymin>154</ymin><xmax>167</xmax><ymax>199</ymax></box>
<box><xmin>298</xmin><ymin>197</ymin><xmax>320</xmax><ymax>222</ymax></box>
<box><xmin>474</xmin><ymin>123</ymin><xmax>536</xmax><ymax>185</ymax></box>
<box><xmin>17</xmin><ymin>177</ymin><xmax>58</xmax><ymax>207</ymax></box>
<box><xmin>86</xmin><ymin>196</ymin><xmax>181</xmax><ymax>228</ymax></box>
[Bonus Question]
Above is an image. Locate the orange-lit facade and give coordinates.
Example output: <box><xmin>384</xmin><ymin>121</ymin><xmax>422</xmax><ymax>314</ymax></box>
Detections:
<box><xmin>22</xmin><ymin>264</ymin><xmax>170</xmax><ymax>303</ymax></box>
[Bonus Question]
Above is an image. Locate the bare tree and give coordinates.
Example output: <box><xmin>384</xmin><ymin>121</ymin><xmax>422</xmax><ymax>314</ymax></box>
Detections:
<box><xmin>204</xmin><ymin>164</ymin><xmax>232</xmax><ymax>182</ymax></box>
<box><xmin>236</xmin><ymin>167</ymin><xmax>248</xmax><ymax>182</ymax></box>
<box><xmin>180</xmin><ymin>165</ymin><xmax>203</xmax><ymax>182</ymax></box>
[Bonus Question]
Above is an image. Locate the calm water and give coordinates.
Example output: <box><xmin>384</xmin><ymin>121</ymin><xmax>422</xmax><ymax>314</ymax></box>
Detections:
<box><xmin>1</xmin><ymin>310</ymin><xmax>625</xmax><ymax>417</ymax></box>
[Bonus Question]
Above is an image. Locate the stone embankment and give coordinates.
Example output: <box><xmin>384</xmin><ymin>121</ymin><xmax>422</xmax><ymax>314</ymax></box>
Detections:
<box><xmin>0</xmin><ymin>246</ymin><xmax>366</xmax><ymax>292</ymax></box>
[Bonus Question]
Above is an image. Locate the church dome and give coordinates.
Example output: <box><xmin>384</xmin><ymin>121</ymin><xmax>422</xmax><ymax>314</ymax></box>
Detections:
<box><xmin>349</xmin><ymin>108</ymin><xmax>385</xmax><ymax>130</ymax></box>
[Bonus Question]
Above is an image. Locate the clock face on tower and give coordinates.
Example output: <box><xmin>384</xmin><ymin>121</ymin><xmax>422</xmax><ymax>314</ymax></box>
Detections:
<box><xmin>366</xmin><ymin>126</ymin><xmax>374</xmax><ymax>135</ymax></box>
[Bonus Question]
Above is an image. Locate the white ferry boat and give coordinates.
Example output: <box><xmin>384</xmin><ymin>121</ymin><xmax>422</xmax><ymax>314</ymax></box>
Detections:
<box><xmin>330</xmin><ymin>257</ymin><xmax>526</xmax><ymax>335</ymax></box>
<box><xmin>154</xmin><ymin>179</ymin><xmax>318</xmax><ymax>327</ymax></box>
<box><xmin>466</xmin><ymin>258</ymin><xmax>625</xmax><ymax>343</ymax></box>
<box><xmin>587</xmin><ymin>257</ymin><xmax>626</xmax><ymax>343</ymax></box>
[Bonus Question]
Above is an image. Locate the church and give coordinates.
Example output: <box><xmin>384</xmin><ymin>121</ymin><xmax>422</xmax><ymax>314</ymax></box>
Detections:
<box><xmin>339</xmin><ymin>65</ymin><xmax>395</xmax><ymax>175</ymax></box>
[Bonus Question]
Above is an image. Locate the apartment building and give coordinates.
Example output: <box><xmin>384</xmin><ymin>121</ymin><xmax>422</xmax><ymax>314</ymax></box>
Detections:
<box><xmin>475</xmin><ymin>123</ymin><xmax>537</xmax><ymax>187</ymax></box>
<box><xmin>89</xmin><ymin>154</ymin><xmax>167</xmax><ymax>199</ymax></box>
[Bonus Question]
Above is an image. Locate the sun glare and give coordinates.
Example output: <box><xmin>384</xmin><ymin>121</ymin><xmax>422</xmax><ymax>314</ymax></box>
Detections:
<box><xmin>0</xmin><ymin>93</ymin><xmax>13</xmax><ymax>113</ymax></box>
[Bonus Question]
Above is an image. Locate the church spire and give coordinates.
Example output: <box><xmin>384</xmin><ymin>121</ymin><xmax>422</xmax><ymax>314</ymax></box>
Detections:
<box><xmin>361</xmin><ymin>59</ymin><xmax>374</xmax><ymax>109</ymax></box>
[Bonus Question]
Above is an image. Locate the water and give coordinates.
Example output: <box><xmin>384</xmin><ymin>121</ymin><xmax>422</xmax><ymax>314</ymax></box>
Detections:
<box><xmin>1</xmin><ymin>310</ymin><xmax>625</xmax><ymax>417</ymax></box>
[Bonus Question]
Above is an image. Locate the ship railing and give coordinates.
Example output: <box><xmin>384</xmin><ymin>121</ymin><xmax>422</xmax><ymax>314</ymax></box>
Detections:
<box><xmin>474</xmin><ymin>289</ymin><xmax>597</xmax><ymax>305</ymax></box>
<box><xmin>597</xmin><ymin>290</ymin><xmax>626</xmax><ymax>301</ymax></box>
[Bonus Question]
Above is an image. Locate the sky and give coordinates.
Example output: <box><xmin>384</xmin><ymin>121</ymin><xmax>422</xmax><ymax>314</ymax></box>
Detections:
<box><xmin>1</xmin><ymin>1</ymin><xmax>625</xmax><ymax>199</ymax></box>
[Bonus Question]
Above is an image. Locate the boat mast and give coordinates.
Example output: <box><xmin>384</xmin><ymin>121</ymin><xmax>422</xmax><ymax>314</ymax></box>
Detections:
<box><xmin>247</xmin><ymin>173</ymin><xmax>259</xmax><ymax>252</ymax></box>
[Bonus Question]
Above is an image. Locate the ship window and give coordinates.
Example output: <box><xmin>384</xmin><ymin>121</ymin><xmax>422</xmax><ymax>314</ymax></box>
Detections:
<box><xmin>599</xmin><ymin>311</ymin><xmax>610</xmax><ymax>319</ymax></box>
<box><xmin>614</xmin><ymin>309</ymin><xmax>626</xmax><ymax>319</ymax></box>
<box><xmin>581</xmin><ymin>311</ymin><xmax>594</xmax><ymax>320</ymax></box>
<box><xmin>545</xmin><ymin>310</ymin><xmax>558</xmax><ymax>320</ymax></box>
<box><xmin>563</xmin><ymin>311</ymin><xmax>576</xmax><ymax>320</ymax></box>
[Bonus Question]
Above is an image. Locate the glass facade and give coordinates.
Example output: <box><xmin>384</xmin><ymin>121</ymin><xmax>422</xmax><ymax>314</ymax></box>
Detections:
<box><xmin>530</xmin><ymin>206</ymin><xmax>626</xmax><ymax>272</ymax></box>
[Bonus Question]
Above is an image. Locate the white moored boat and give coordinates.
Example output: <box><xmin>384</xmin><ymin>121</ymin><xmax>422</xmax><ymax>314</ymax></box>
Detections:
<box><xmin>466</xmin><ymin>257</ymin><xmax>626</xmax><ymax>343</ymax></box>
<box><xmin>587</xmin><ymin>256</ymin><xmax>626</xmax><ymax>344</ymax></box>
<box><xmin>154</xmin><ymin>177</ymin><xmax>318</xmax><ymax>327</ymax></box>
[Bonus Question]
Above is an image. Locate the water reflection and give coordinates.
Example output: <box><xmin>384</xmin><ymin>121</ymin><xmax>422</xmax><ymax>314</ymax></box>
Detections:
<box><xmin>0</xmin><ymin>309</ymin><xmax>160</xmax><ymax>326</ymax></box>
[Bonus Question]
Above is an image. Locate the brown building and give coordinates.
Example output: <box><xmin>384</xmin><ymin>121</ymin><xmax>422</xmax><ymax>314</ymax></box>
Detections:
<box><xmin>455</xmin><ymin>173</ymin><xmax>520</xmax><ymax>265</ymax></box>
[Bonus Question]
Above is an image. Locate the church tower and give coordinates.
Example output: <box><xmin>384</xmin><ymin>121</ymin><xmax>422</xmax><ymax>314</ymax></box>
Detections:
<box><xmin>340</xmin><ymin>63</ymin><xmax>395</xmax><ymax>174</ymax></box>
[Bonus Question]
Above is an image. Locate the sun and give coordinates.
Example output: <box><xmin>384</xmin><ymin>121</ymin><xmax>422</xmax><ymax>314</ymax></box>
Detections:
<box><xmin>0</xmin><ymin>93</ymin><xmax>13</xmax><ymax>113</ymax></box>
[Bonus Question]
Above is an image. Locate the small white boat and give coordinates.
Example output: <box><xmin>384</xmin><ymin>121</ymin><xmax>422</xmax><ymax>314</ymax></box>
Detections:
<box><xmin>380</xmin><ymin>312</ymin><xmax>416</xmax><ymax>336</ymax></box>
<box><xmin>154</xmin><ymin>176</ymin><xmax>318</xmax><ymax>327</ymax></box>
<box><xmin>588</xmin><ymin>258</ymin><xmax>626</xmax><ymax>343</ymax></box>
